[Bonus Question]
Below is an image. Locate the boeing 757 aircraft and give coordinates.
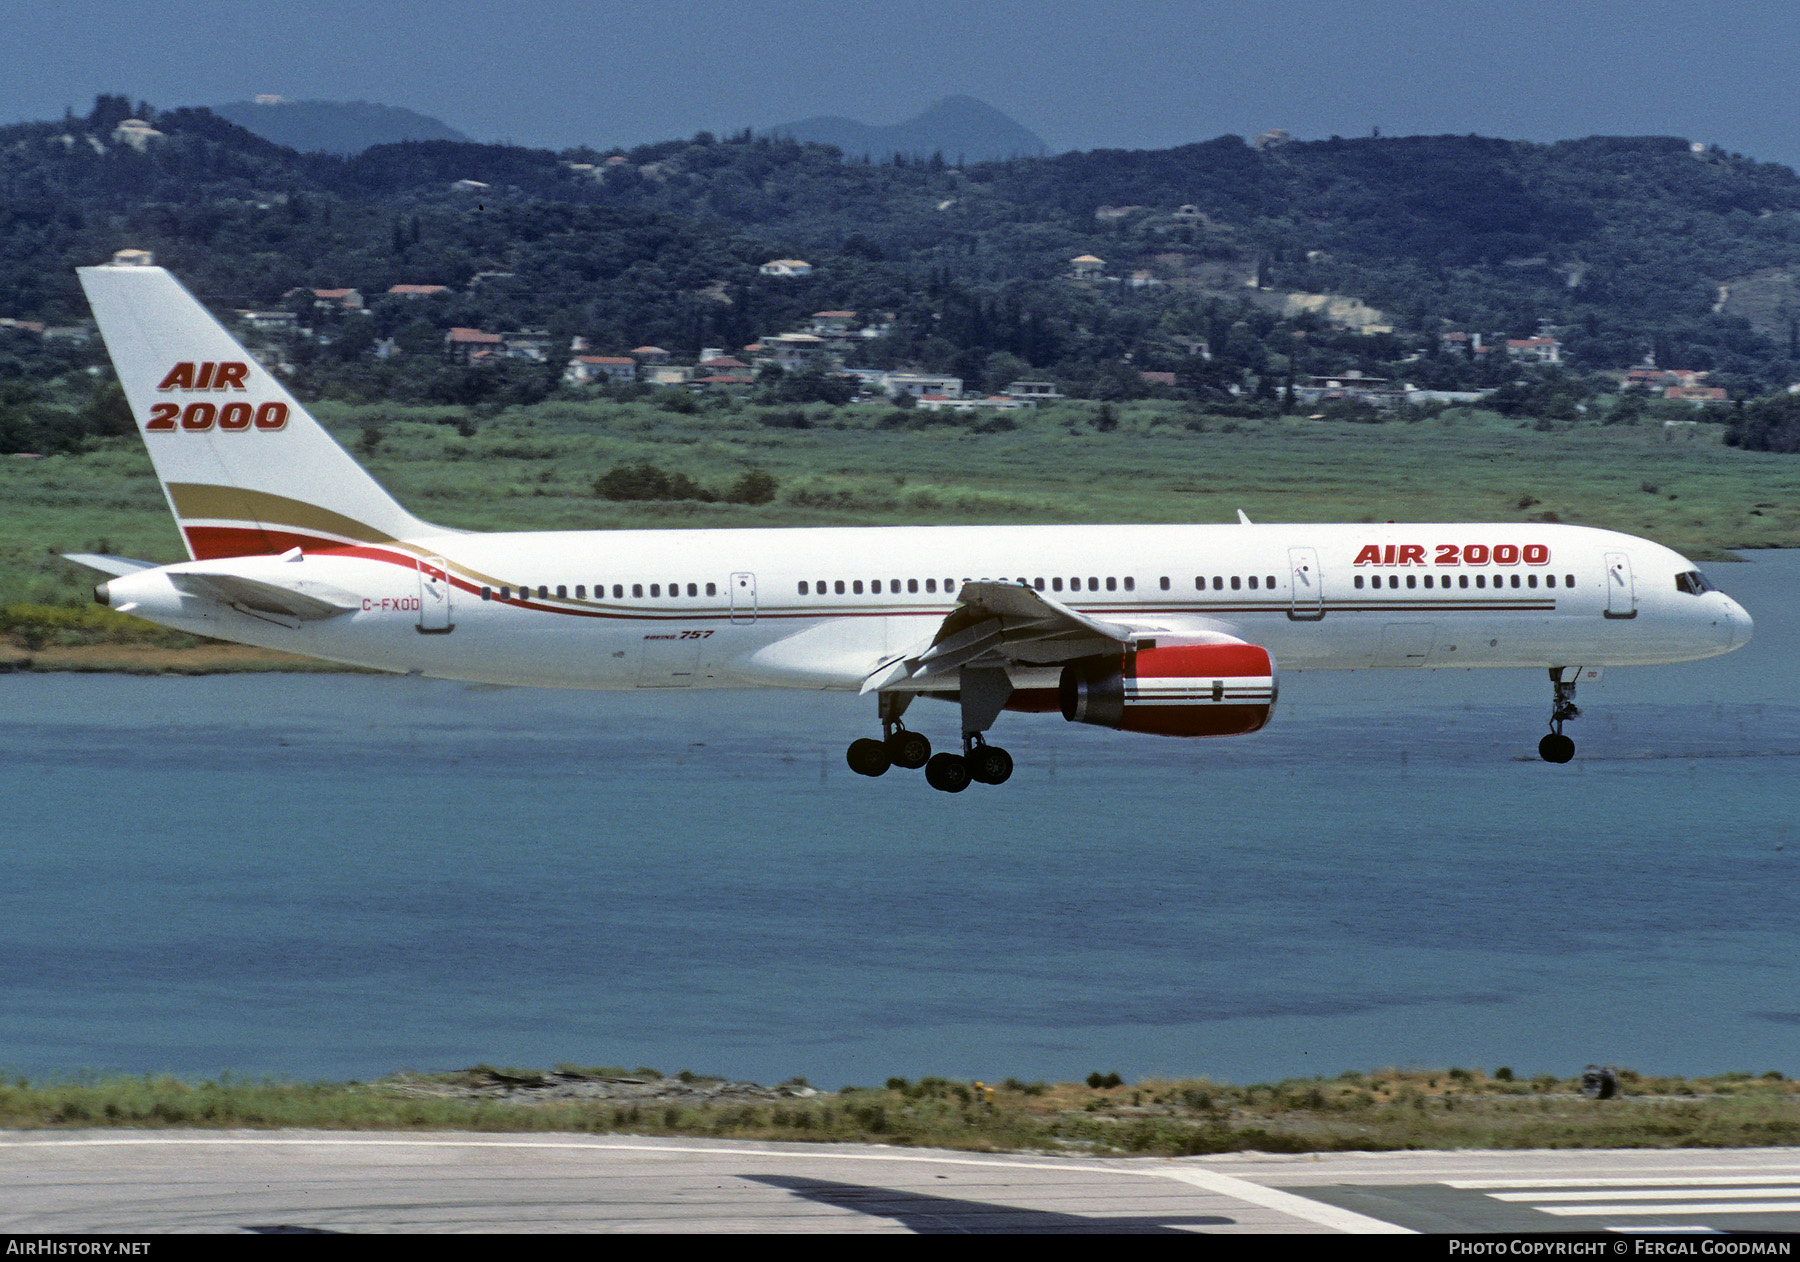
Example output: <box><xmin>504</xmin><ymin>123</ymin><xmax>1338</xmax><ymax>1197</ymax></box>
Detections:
<box><xmin>69</xmin><ymin>255</ymin><xmax>1753</xmax><ymax>792</ymax></box>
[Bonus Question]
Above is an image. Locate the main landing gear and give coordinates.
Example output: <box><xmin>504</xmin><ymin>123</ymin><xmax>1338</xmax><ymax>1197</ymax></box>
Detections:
<box><xmin>846</xmin><ymin>675</ymin><xmax>1016</xmax><ymax>793</ymax></box>
<box><xmin>846</xmin><ymin>690</ymin><xmax>934</xmax><ymax>779</ymax></box>
<box><xmin>1539</xmin><ymin>666</ymin><xmax>1580</xmax><ymax>764</ymax></box>
<box><xmin>922</xmin><ymin>736</ymin><xmax>1015</xmax><ymax>793</ymax></box>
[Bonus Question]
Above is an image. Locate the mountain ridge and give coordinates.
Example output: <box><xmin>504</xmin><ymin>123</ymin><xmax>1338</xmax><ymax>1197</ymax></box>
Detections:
<box><xmin>212</xmin><ymin>99</ymin><xmax>471</xmax><ymax>155</ymax></box>
<box><xmin>763</xmin><ymin>95</ymin><xmax>1050</xmax><ymax>162</ymax></box>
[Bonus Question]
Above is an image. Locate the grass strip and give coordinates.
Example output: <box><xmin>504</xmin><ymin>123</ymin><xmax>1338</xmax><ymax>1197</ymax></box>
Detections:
<box><xmin>4</xmin><ymin>1066</ymin><xmax>1796</xmax><ymax>1156</ymax></box>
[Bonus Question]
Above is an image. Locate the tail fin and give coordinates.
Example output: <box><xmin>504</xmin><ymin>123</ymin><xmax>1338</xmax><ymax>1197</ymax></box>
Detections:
<box><xmin>78</xmin><ymin>258</ymin><xmax>438</xmax><ymax>560</ymax></box>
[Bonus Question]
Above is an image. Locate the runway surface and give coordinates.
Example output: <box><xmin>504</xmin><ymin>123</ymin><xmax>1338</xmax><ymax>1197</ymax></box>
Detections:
<box><xmin>6</xmin><ymin>1131</ymin><xmax>1800</xmax><ymax>1233</ymax></box>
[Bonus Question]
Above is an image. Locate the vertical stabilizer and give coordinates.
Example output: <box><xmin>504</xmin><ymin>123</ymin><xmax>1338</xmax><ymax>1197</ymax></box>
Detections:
<box><xmin>78</xmin><ymin>260</ymin><xmax>437</xmax><ymax>559</ymax></box>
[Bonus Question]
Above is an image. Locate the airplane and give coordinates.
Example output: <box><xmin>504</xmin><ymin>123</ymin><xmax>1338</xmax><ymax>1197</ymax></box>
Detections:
<box><xmin>67</xmin><ymin>254</ymin><xmax>1754</xmax><ymax>792</ymax></box>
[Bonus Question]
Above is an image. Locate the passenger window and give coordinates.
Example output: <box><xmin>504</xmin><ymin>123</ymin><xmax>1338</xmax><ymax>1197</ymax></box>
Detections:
<box><xmin>500</xmin><ymin>586</ymin><xmax>511</xmax><ymax>600</ymax></box>
<box><xmin>1033</xmin><ymin>578</ymin><xmax>1045</xmax><ymax>591</ymax></box>
<box><xmin>633</xmin><ymin>584</ymin><xmax>643</xmax><ymax>598</ymax></box>
<box><xmin>1124</xmin><ymin>577</ymin><xmax>1135</xmax><ymax>591</ymax></box>
<box><xmin>799</xmin><ymin>581</ymin><xmax>809</xmax><ymax>595</ymax></box>
<box><xmin>1388</xmin><ymin>576</ymin><xmax>1398</xmax><ymax>589</ymax></box>
<box><xmin>1230</xmin><ymin>576</ymin><xmax>1241</xmax><ymax>590</ymax></box>
<box><xmin>577</xmin><ymin>585</ymin><xmax>586</xmax><ymax>599</ymax></box>
<box><xmin>1088</xmin><ymin>577</ymin><xmax>1099</xmax><ymax>591</ymax></box>
<box><xmin>650</xmin><ymin>584</ymin><xmax>660</xmax><ymax>597</ymax></box>
<box><xmin>1565</xmin><ymin>574</ymin><xmax>1575</xmax><ymax>587</ymax></box>
<box><xmin>1475</xmin><ymin>575</ymin><xmax>1485</xmax><ymax>589</ymax></box>
<box><xmin>1354</xmin><ymin>575</ymin><xmax>1364</xmax><ymax>589</ymax></box>
<box><xmin>1406</xmin><ymin>575</ymin><xmax>1416</xmax><ymax>589</ymax></box>
<box><xmin>538</xmin><ymin>585</ymin><xmax>548</xmax><ymax>600</ymax></box>
<box><xmin>557</xmin><ymin>585</ymin><xmax>567</xmax><ymax>599</ymax></box>
<box><xmin>926</xmin><ymin>579</ymin><xmax>937</xmax><ymax>593</ymax></box>
<box><xmin>1423</xmin><ymin>575</ymin><xmax>1433</xmax><ymax>589</ymax></box>
<box><xmin>1511</xmin><ymin>575</ymin><xmax>1521</xmax><ymax>589</ymax></box>
<box><xmin>1266</xmin><ymin>576</ymin><xmax>1276</xmax><ymax>588</ymax></box>
<box><xmin>870</xmin><ymin>580</ymin><xmax>881</xmax><ymax>594</ymax></box>
<box><xmin>1160</xmin><ymin>576</ymin><xmax>1170</xmax><ymax>591</ymax></box>
<box><xmin>687</xmin><ymin>583</ymin><xmax>697</xmax><ymax>597</ymax></box>
<box><xmin>706</xmin><ymin>583</ymin><xmax>716</xmax><ymax>597</ymax></box>
<box><xmin>1528</xmin><ymin>574</ymin><xmax>1537</xmax><ymax>588</ymax></box>
<box><xmin>853</xmin><ymin>580</ymin><xmax>863</xmax><ymax>594</ymax></box>
<box><xmin>1105</xmin><ymin>577</ymin><xmax>1117</xmax><ymax>591</ymax></box>
<box><xmin>1248</xmin><ymin>576</ymin><xmax>1258</xmax><ymax>590</ymax></box>
<box><xmin>1212</xmin><ymin>576</ymin><xmax>1223</xmax><ymax>591</ymax></box>
<box><xmin>909</xmin><ymin>579</ymin><xmax>919</xmax><ymax>593</ymax></box>
<box><xmin>1054</xmin><ymin>577</ymin><xmax>1064</xmax><ymax>591</ymax></box>
<box><xmin>481</xmin><ymin>586</ymin><xmax>492</xmax><ymax>601</ymax></box>
<box><xmin>1459</xmin><ymin>575</ymin><xmax>1468</xmax><ymax>588</ymax></box>
<box><xmin>835</xmin><ymin>580</ymin><xmax>845</xmax><ymax>595</ymax></box>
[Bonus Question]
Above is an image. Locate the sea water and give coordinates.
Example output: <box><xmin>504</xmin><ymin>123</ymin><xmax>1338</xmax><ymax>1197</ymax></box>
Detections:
<box><xmin>1</xmin><ymin>553</ymin><xmax>1796</xmax><ymax>1088</ymax></box>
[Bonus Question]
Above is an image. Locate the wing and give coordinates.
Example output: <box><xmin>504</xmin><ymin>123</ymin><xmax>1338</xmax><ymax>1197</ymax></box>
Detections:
<box><xmin>861</xmin><ymin>580</ymin><xmax>1190</xmax><ymax>693</ymax></box>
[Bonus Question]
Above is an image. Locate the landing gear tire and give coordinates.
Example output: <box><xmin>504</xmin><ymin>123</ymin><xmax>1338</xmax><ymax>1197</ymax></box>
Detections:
<box><xmin>924</xmin><ymin>752</ymin><xmax>971</xmax><ymax>793</ymax></box>
<box><xmin>1538</xmin><ymin>732</ymin><xmax>1575</xmax><ymax>764</ymax></box>
<box><xmin>847</xmin><ymin>737</ymin><xmax>892</xmax><ymax>777</ymax></box>
<box><xmin>967</xmin><ymin>744</ymin><xmax>1013</xmax><ymax>785</ymax></box>
<box><xmin>1540</xmin><ymin>668</ymin><xmax>1582</xmax><ymax>766</ymax></box>
<box><xmin>1538</xmin><ymin>733</ymin><xmax>1575</xmax><ymax>764</ymax></box>
<box><xmin>886</xmin><ymin>729</ymin><xmax>931</xmax><ymax>769</ymax></box>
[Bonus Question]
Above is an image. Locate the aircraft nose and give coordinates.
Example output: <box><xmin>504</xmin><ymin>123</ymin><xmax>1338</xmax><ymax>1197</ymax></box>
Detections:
<box><xmin>1726</xmin><ymin>596</ymin><xmax>1754</xmax><ymax>650</ymax></box>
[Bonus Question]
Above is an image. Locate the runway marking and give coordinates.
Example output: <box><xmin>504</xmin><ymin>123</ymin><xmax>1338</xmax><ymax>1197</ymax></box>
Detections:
<box><xmin>1536</xmin><ymin>1202</ymin><xmax>1800</xmax><ymax>1216</ymax></box>
<box><xmin>1451</xmin><ymin>1173</ymin><xmax>1800</xmax><ymax>1188</ymax></box>
<box><xmin>1493</xmin><ymin>1187</ymin><xmax>1800</xmax><ymax>1202</ymax></box>
<box><xmin>0</xmin><ymin>1134</ymin><xmax>1412</xmax><ymax>1234</ymax></box>
<box><xmin>1447</xmin><ymin>1175</ymin><xmax>1800</xmax><ymax>1225</ymax></box>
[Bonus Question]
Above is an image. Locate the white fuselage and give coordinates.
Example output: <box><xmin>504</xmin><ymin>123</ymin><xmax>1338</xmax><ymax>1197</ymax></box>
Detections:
<box><xmin>100</xmin><ymin>520</ymin><xmax>1752</xmax><ymax>692</ymax></box>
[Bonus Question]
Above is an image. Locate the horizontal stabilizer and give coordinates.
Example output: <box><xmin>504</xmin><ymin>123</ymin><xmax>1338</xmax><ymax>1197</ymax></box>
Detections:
<box><xmin>62</xmin><ymin>553</ymin><xmax>159</xmax><ymax>577</ymax></box>
<box><xmin>168</xmin><ymin>571</ymin><xmax>362</xmax><ymax>624</ymax></box>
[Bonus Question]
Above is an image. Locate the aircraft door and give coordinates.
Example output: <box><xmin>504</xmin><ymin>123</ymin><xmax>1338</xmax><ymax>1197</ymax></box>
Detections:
<box><xmin>1288</xmin><ymin>547</ymin><xmax>1324</xmax><ymax>620</ymax></box>
<box><xmin>1603</xmin><ymin>551</ymin><xmax>1636</xmax><ymax>619</ymax></box>
<box><xmin>417</xmin><ymin>555</ymin><xmax>454</xmax><ymax>633</ymax></box>
<box><xmin>730</xmin><ymin>572</ymin><xmax>757</xmax><ymax>624</ymax></box>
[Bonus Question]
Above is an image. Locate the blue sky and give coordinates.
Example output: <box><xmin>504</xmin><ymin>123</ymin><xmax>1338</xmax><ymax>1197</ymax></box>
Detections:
<box><xmin>9</xmin><ymin>0</ymin><xmax>1800</xmax><ymax>167</ymax></box>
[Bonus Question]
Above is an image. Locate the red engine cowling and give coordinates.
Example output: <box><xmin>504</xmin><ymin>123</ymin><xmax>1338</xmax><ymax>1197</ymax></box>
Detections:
<box><xmin>1059</xmin><ymin>643</ymin><xmax>1277</xmax><ymax>737</ymax></box>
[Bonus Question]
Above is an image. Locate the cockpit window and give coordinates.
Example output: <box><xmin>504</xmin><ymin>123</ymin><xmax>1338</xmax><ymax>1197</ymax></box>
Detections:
<box><xmin>1675</xmin><ymin>570</ymin><xmax>1713</xmax><ymax>596</ymax></box>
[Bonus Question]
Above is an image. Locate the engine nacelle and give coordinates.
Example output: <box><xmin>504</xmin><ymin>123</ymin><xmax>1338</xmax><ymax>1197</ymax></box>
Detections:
<box><xmin>1059</xmin><ymin>643</ymin><xmax>1277</xmax><ymax>737</ymax></box>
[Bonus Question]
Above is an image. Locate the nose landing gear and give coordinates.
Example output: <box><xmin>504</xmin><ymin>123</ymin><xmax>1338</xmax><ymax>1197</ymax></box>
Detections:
<box><xmin>1539</xmin><ymin>667</ymin><xmax>1581</xmax><ymax>764</ymax></box>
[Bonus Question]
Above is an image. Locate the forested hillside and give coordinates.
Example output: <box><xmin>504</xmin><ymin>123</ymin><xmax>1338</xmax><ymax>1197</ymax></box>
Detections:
<box><xmin>6</xmin><ymin>95</ymin><xmax>1800</xmax><ymax>450</ymax></box>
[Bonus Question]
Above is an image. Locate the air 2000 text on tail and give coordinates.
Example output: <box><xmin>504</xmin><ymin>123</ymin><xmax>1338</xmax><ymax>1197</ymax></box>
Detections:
<box><xmin>70</xmin><ymin>254</ymin><xmax>1753</xmax><ymax>792</ymax></box>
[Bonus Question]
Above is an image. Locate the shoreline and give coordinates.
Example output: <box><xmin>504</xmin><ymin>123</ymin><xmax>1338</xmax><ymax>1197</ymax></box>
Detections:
<box><xmin>0</xmin><ymin>640</ymin><xmax>366</xmax><ymax>674</ymax></box>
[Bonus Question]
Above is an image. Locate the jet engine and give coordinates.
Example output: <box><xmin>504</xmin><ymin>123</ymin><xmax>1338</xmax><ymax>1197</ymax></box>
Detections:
<box><xmin>1059</xmin><ymin>643</ymin><xmax>1277</xmax><ymax>737</ymax></box>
